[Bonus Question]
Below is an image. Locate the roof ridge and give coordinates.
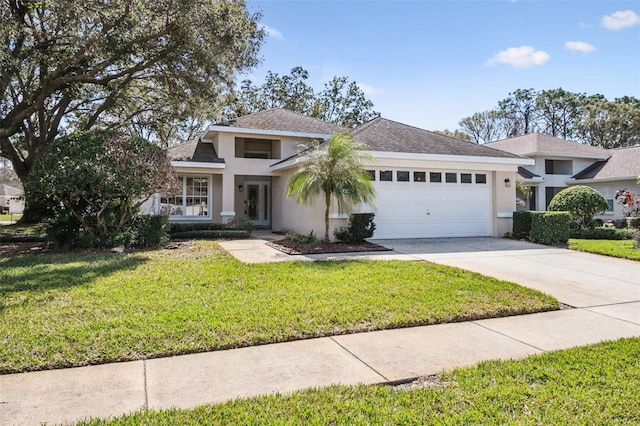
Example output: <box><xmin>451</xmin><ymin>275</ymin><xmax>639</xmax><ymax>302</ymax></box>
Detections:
<box><xmin>353</xmin><ymin>116</ymin><xmax>383</xmax><ymax>134</ymax></box>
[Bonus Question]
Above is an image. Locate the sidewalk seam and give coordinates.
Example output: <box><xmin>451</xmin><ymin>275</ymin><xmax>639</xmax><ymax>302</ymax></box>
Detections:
<box><xmin>583</xmin><ymin>305</ymin><xmax>640</xmax><ymax>327</ymax></box>
<box><xmin>329</xmin><ymin>337</ymin><xmax>390</xmax><ymax>382</ymax></box>
<box><xmin>470</xmin><ymin>321</ymin><xmax>547</xmax><ymax>353</ymax></box>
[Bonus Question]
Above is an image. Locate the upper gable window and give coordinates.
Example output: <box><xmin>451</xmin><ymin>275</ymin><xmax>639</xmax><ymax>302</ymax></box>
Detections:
<box><xmin>235</xmin><ymin>138</ymin><xmax>280</xmax><ymax>159</ymax></box>
<box><xmin>545</xmin><ymin>159</ymin><xmax>572</xmax><ymax>175</ymax></box>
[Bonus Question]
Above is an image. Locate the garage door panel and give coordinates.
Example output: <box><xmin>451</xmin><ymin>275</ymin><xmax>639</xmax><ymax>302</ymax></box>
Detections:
<box><xmin>371</xmin><ymin>177</ymin><xmax>492</xmax><ymax>239</ymax></box>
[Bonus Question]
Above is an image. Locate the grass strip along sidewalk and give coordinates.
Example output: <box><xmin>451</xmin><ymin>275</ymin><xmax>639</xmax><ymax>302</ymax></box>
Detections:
<box><xmin>1</xmin><ymin>241</ymin><xmax>557</xmax><ymax>374</ymax></box>
<box><xmin>79</xmin><ymin>338</ymin><xmax>640</xmax><ymax>425</ymax></box>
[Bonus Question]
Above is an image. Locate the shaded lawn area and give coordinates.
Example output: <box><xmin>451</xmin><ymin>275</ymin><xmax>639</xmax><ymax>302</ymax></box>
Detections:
<box><xmin>569</xmin><ymin>238</ymin><xmax>640</xmax><ymax>261</ymax></box>
<box><xmin>0</xmin><ymin>241</ymin><xmax>558</xmax><ymax>374</ymax></box>
<box><xmin>81</xmin><ymin>338</ymin><xmax>640</xmax><ymax>425</ymax></box>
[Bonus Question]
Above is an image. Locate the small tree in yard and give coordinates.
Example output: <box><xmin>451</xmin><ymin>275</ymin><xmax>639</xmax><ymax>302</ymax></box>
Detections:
<box><xmin>548</xmin><ymin>185</ymin><xmax>609</xmax><ymax>229</ymax></box>
<box><xmin>26</xmin><ymin>130</ymin><xmax>178</xmax><ymax>247</ymax></box>
<box><xmin>286</xmin><ymin>133</ymin><xmax>375</xmax><ymax>242</ymax></box>
<box><xmin>615</xmin><ymin>188</ymin><xmax>640</xmax><ymax>218</ymax></box>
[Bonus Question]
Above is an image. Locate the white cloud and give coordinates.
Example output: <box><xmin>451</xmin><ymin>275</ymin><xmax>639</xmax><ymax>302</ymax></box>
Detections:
<box><xmin>602</xmin><ymin>10</ymin><xmax>640</xmax><ymax>30</ymax></box>
<box><xmin>565</xmin><ymin>41</ymin><xmax>597</xmax><ymax>53</ymax></box>
<box><xmin>486</xmin><ymin>46</ymin><xmax>550</xmax><ymax>69</ymax></box>
<box><xmin>260</xmin><ymin>24</ymin><xmax>284</xmax><ymax>41</ymax></box>
<box><xmin>357</xmin><ymin>83</ymin><xmax>382</xmax><ymax>96</ymax></box>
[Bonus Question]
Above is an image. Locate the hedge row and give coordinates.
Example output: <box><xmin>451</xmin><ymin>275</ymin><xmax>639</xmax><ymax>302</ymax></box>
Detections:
<box><xmin>512</xmin><ymin>211</ymin><xmax>571</xmax><ymax>246</ymax></box>
<box><xmin>171</xmin><ymin>230</ymin><xmax>251</xmax><ymax>240</ymax></box>
<box><xmin>570</xmin><ymin>228</ymin><xmax>635</xmax><ymax>240</ymax></box>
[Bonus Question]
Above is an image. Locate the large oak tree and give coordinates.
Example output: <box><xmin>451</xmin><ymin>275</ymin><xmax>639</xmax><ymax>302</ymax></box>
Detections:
<box><xmin>0</xmin><ymin>0</ymin><xmax>264</xmax><ymax>186</ymax></box>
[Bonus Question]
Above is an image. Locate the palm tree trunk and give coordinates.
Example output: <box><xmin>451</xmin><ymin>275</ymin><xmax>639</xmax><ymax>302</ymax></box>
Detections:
<box><xmin>324</xmin><ymin>191</ymin><xmax>331</xmax><ymax>242</ymax></box>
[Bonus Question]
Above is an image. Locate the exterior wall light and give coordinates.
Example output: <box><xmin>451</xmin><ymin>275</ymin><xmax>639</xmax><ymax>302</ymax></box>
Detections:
<box><xmin>238</xmin><ymin>184</ymin><xmax>244</xmax><ymax>192</ymax></box>
<box><xmin>504</xmin><ymin>178</ymin><xmax>511</xmax><ymax>187</ymax></box>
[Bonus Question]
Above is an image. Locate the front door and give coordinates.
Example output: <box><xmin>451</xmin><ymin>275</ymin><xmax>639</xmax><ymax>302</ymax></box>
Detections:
<box><xmin>245</xmin><ymin>181</ymin><xmax>270</xmax><ymax>227</ymax></box>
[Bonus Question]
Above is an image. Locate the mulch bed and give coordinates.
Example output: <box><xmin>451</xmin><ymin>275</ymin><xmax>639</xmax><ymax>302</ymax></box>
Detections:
<box><xmin>0</xmin><ymin>242</ymin><xmax>49</xmax><ymax>256</ymax></box>
<box><xmin>267</xmin><ymin>238</ymin><xmax>390</xmax><ymax>255</ymax></box>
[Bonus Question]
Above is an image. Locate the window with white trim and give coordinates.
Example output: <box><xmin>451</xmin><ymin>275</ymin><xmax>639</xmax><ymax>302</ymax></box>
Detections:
<box><xmin>161</xmin><ymin>176</ymin><xmax>210</xmax><ymax>217</ymax></box>
<box><xmin>591</xmin><ymin>185</ymin><xmax>614</xmax><ymax>213</ymax></box>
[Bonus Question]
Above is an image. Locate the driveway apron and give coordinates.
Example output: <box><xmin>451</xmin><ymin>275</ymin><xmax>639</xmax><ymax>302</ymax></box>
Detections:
<box><xmin>376</xmin><ymin>237</ymin><xmax>640</xmax><ymax>315</ymax></box>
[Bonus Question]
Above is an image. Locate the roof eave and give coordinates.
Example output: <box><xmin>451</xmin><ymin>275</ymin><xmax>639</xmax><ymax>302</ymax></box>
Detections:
<box><xmin>367</xmin><ymin>151</ymin><xmax>535</xmax><ymax>166</ymax></box>
<box><xmin>170</xmin><ymin>161</ymin><xmax>226</xmax><ymax>169</ymax></box>
<box><xmin>203</xmin><ymin>125</ymin><xmax>332</xmax><ymax>141</ymax></box>
<box><xmin>567</xmin><ymin>175</ymin><xmax>640</xmax><ymax>185</ymax></box>
<box><xmin>530</xmin><ymin>152</ymin><xmax>610</xmax><ymax>160</ymax></box>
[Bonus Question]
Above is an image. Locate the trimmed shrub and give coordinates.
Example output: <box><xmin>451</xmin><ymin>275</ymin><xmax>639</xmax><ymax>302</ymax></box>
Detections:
<box><xmin>169</xmin><ymin>219</ymin><xmax>254</xmax><ymax>235</ymax></box>
<box><xmin>45</xmin><ymin>213</ymin><xmax>169</xmax><ymax>249</ymax></box>
<box><xmin>530</xmin><ymin>211</ymin><xmax>571</xmax><ymax>246</ymax></box>
<box><xmin>225</xmin><ymin>217</ymin><xmax>254</xmax><ymax>232</ymax></box>
<box><xmin>627</xmin><ymin>217</ymin><xmax>640</xmax><ymax>229</ymax></box>
<box><xmin>548</xmin><ymin>186</ymin><xmax>609</xmax><ymax>229</ymax></box>
<box><xmin>334</xmin><ymin>213</ymin><xmax>376</xmax><ymax>243</ymax></box>
<box><xmin>169</xmin><ymin>222</ymin><xmax>228</xmax><ymax>233</ymax></box>
<box><xmin>171</xmin><ymin>230</ymin><xmax>251</xmax><ymax>240</ymax></box>
<box><xmin>512</xmin><ymin>211</ymin><xmax>533</xmax><ymax>239</ymax></box>
<box><xmin>123</xmin><ymin>215</ymin><xmax>169</xmax><ymax>248</ymax></box>
<box><xmin>570</xmin><ymin>227</ymin><xmax>634</xmax><ymax>240</ymax></box>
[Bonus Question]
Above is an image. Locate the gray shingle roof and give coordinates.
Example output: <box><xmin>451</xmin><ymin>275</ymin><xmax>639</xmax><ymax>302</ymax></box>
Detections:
<box><xmin>168</xmin><ymin>139</ymin><xmax>224</xmax><ymax>163</ymax></box>
<box><xmin>353</xmin><ymin>117</ymin><xmax>522</xmax><ymax>158</ymax></box>
<box><xmin>573</xmin><ymin>146</ymin><xmax>640</xmax><ymax>180</ymax></box>
<box><xmin>485</xmin><ymin>133</ymin><xmax>609</xmax><ymax>158</ymax></box>
<box><xmin>518</xmin><ymin>167</ymin><xmax>541</xmax><ymax>179</ymax></box>
<box><xmin>217</xmin><ymin>108</ymin><xmax>344</xmax><ymax>135</ymax></box>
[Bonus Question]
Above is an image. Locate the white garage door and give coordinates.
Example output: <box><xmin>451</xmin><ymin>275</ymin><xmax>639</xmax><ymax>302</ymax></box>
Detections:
<box><xmin>370</xmin><ymin>170</ymin><xmax>492</xmax><ymax>239</ymax></box>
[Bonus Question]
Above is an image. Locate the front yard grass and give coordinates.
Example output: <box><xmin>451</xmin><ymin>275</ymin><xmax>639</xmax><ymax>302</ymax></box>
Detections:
<box><xmin>0</xmin><ymin>241</ymin><xmax>558</xmax><ymax>374</ymax></box>
<box><xmin>569</xmin><ymin>238</ymin><xmax>640</xmax><ymax>261</ymax></box>
<box><xmin>81</xmin><ymin>338</ymin><xmax>640</xmax><ymax>425</ymax></box>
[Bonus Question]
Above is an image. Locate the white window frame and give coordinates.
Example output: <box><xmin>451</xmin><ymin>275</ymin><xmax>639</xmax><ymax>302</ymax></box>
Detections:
<box><xmin>162</xmin><ymin>175</ymin><xmax>212</xmax><ymax>220</ymax></box>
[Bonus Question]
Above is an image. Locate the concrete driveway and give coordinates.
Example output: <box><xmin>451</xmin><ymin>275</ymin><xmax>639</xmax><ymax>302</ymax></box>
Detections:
<box><xmin>374</xmin><ymin>237</ymin><xmax>640</xmax><ymax>317</ymax></box>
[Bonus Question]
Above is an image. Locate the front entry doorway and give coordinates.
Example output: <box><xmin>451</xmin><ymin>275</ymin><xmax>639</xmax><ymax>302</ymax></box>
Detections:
<box><xmin>245</xmin><ymin>181</ymin><xmax>270</xmax><ymax>227</ymax></box>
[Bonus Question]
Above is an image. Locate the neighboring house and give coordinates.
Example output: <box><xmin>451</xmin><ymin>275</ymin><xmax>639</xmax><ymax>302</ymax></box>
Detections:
<box><xmin>0</xmin><ymin>183</ymin><xmax>24</xmax><ymax>215</ymax></box>
<box><xmin>143</xmin><ymin>108</ymin><xmax>532</xmax><ymax>239</ymax></box>
<box><xmin>485</xmin><ymin>133</ymin><xmax>640</xmax><ymax>221</ymax></box>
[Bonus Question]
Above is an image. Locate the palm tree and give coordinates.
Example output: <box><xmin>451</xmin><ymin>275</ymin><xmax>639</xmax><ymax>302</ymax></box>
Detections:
<box><xmin>286</xmin><ymin>133</ymin><xmax>375</xmax><ymax>242</ymax></box>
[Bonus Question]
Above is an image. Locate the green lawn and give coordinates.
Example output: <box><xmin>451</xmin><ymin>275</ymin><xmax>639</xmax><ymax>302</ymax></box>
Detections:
<box><xmin>569</xmin><ymin>238</ymin><xmax>640</xmax><ymax>261</ymax></box>
<box><xmin>80</xmin><ymin>338</ymin><xmax>640</xmax><ymax>425</ymax></box>
<box><xmin>0</xmin><ymin>241</ymin><xmax>558</xmax><ymax>374</ymax></box>
<box><xmin>0</xmin><ymin>213</ymin><xmax>22</xmax><ymax>222</ymax></box>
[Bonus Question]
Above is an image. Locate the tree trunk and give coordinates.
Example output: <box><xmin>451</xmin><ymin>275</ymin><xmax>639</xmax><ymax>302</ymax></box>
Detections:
<box><xmin>324</xmin><ymin>191</ymin><xmax>331</xmax><ymax>242</ymax></box>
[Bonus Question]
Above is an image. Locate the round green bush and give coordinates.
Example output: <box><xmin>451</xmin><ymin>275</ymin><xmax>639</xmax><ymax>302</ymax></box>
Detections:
<box><xmin>548</xmin><ymin>186</ymin><xmax>610</xmax><ymax>229</ymax></box>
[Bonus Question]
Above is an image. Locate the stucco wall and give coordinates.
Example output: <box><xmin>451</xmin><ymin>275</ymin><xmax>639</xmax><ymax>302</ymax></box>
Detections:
<box><xmin>493</xmin><ymin>171</ymin><xmax>518</xmax><ymax>237</ymax></box>
<box><xmin>590</xmin><ymin>179</ymin><xmax>640</xmax><ymax>221</ymax></box>
<box><xmin>271</xmin><ymin>170</ymin><xmax>349</xmax><ymax>240</ymax></box>
<box><xmin>529</xmin><ymin>156</ymin><xmax>604</xmax><ymax>209</ymax></box>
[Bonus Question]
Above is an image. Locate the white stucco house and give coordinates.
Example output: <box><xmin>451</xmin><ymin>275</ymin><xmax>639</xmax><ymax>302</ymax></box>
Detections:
<box><xmin>485</xmin><ymin>133</ymin><xmax>640</xmax><ymax>221</ymax></box>
<box><xmin>143</xmin><ymin>109</ymin><xmax>533</xmax><ymax>239</ymax></box>
<box><xmin>0</xmin><ymin>183</ymin><xmax>24</xmax><ymax>215</ymax></box>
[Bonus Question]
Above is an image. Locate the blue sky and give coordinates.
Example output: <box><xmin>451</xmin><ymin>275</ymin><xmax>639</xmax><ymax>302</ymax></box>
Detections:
<box><xmin>244</xmin><ymin>0</ymin><xmax>640</xmax><ymax>131</ymax></box>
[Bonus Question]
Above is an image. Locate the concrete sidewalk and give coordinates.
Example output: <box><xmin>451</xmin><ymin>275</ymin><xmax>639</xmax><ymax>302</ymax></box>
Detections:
<box><xmin>2</xmin><ymin>235</ymin><xmax>639</xmax><ymax>425</ymax></box>
<box><xmin>2</xmin><ymin>307</ymin><xmax>639</xmax><ymax>426</ymax></box>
